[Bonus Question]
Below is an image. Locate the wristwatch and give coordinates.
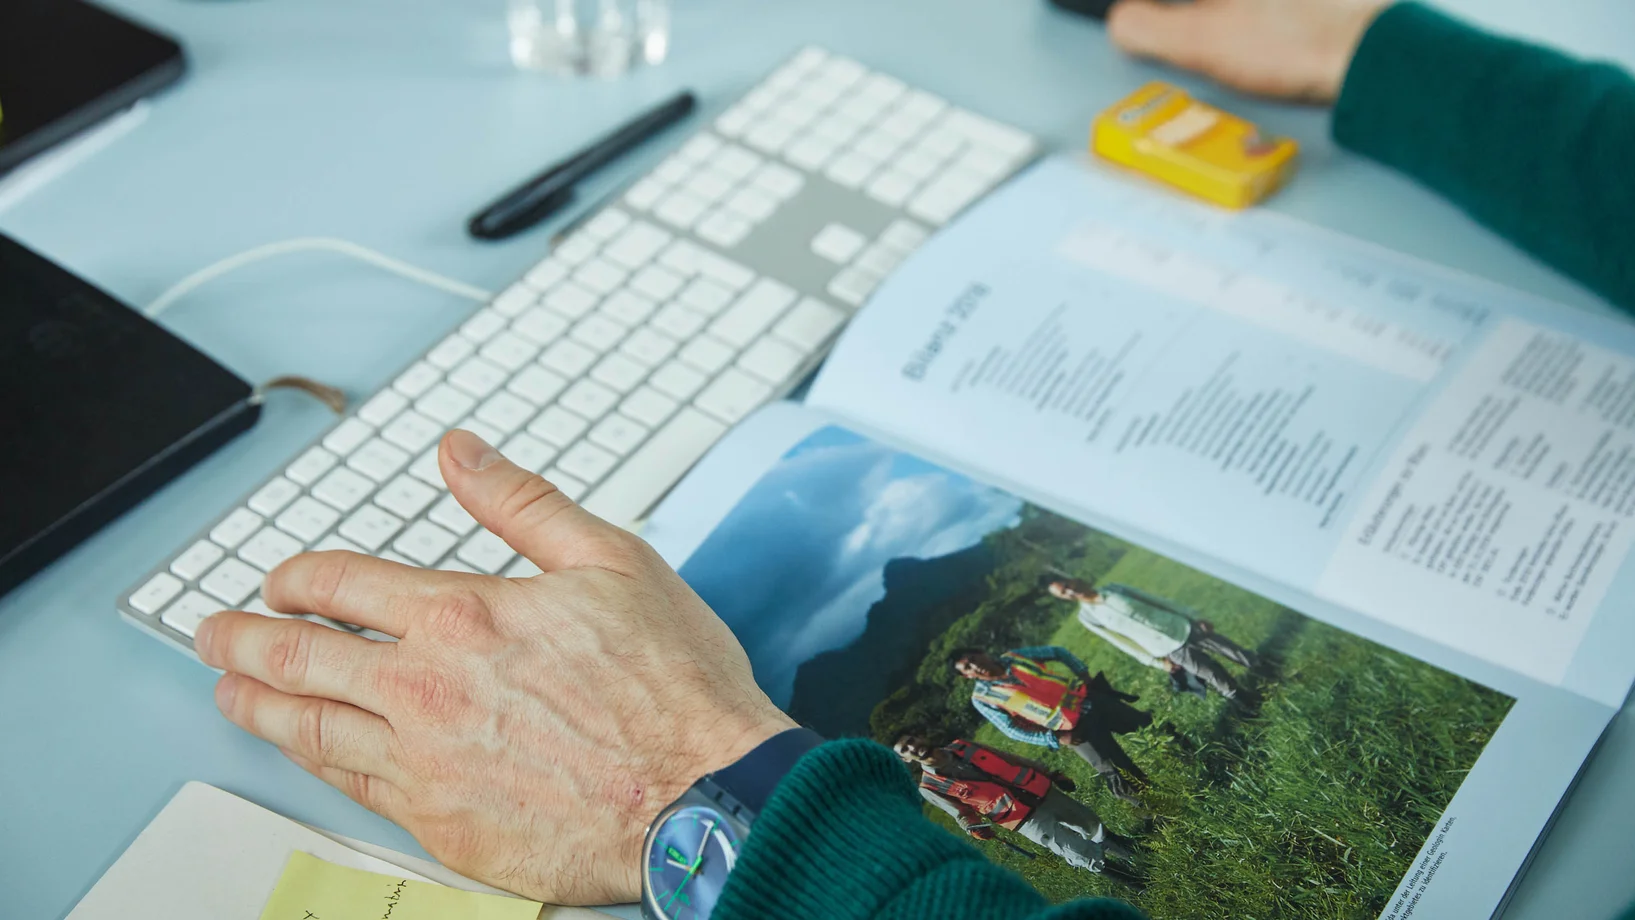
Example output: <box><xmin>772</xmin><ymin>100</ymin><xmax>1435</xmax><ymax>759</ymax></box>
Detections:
<box><xmin>640</xmin><ymin>727</ymin><xmax>824</xmax><ymax>920</ymax></box>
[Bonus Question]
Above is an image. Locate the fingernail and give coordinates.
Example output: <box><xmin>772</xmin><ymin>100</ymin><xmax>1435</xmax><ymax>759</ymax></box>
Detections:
<box><xmin>215</xmin><ymin>674</ymin><xmax>238</xmax><ymax>713</ymax></box>
<box><xmin>448</xmin><ymin>428</ymin><xmax>503</xmax><ymax>471</ymax></box>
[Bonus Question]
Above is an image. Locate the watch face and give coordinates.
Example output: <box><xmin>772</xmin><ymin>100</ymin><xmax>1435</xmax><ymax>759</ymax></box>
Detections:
<box><xmin>644</xmin><ymin>804</ymin><xmax>740</xmax><ymax>920</ymax></box>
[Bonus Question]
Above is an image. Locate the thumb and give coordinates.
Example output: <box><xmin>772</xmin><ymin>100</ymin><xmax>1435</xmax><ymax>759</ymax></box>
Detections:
<box><xmin>1106</xmin><ymin>0</ymin><xmax>1218</xmax><ymax>69</ymax></box>
<box><xmin>438</xmin><ymin>428</ymin><xmax>627</xmax><ymax>571</ymax></box>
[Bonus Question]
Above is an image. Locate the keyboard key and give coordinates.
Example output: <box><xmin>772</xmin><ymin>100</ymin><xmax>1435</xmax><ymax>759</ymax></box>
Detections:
<box><xmin>408</xmin><ymin>448</ymin><xmax>445</xmax><ymax>487</ymax></box>
<box><xmin>959</xmin><ymin>144</ymin><xmax>1012</xmax><ymax>182</ymax></box>
<box><xmin>171</xmin><ymin>540</ymin><xmax>226</xmax><ymax>581</ymax></box>
<box><xmin>698</xmin><ymin>253</ymin><xmax>756</xmax><ymax>291</ymax></box>
<box><xmin>492</xmin><ymin>282</ymin><xmax>539</xmax><ymax>317</ymax></box>
<box><xmin>652</xmin><ymin>303</ymin><xmax>707</xmax><ymax>339</ymax></box>
<box><xmin>909</xmin><ymin>168</ymin><xmax>988</xmax><ymax>224</ymax></box>
<box><xmin>479</xmin><ymin>331</ymin><xmax>540</xmax><ymax>371</ymax></box>
<box><xmin>603</xmin><ymin>221</ymin><xmax>672</xmax><ymax>269</ymax></box>
<box><xmin>751</xmin><ymin>162</ymin><xmax>805</xmax><ymax>199</ymax></box>
<box><xmin>655</xmin><ymin>155</ymin><xmax>693</xmax><ymax>184</ymax></box>
<box><xmin>601</xmin><ymin>289</ymin><xmax>658</xmax><ymax>326</ymax></box>
<box><xmin>784</xmin><ymin>135</ymin><xmax>837</xmax><ymax>170</ymax></box>
<box><xmin>439</xmin><ymin>557</ymin><xmax>481</xmax><ymax>575</ymax></box>
<box><xmin>528</xmin><ymin>405</ymin><xmax>590</xmax><ymax>447</ymax></box>
<box><xmin>210</xmin><ymin>508</ymin><xmax>264</xmax><ymax>549</ymax></box>
<box><xmin>571</xmin><ymin>313</ymin><xmax>629</xmax><ymax>352</ymax></box>
<box><xmin>678</xmin><ymin>277</ymin><xmax>736</xmax><ymax>316</ymax></box>
<box><xmin>393</xmin><ymin>362</ymin><xmax>443</xmax><ymax>398</ymax></box>
<box><xmin>507</xmin><ymin>365</ymin><xmax>568</xmax><ymax>406</ymax></box>
<box><xmin>865</xmin><ymin>169</ymin><xmax>918</xmax><ymax>208</ymax></box>
<box><xmin>582</xmin><ymin>408</ymin><xmax>728</xmax><ymax>527</ymax></box>
<box><xmin>683</xmin><ymin>169</ymin><xmax>734</xmax><ymax>204</ymax></box>
<box><xmin>893</xmin><ymin>147</ymin><xmax>943</xmax><ymax>181</ymax></box>
<box><xmin>678</xmin><ymin>133</ymin><xmax>723</xmax><ymax>162</ymax></box>
<box><xmin>574</xmin><ymin>258</ymin><xmax>628</xmax><ymax>295</ymax></box>
<box><xmin>417</xmin><ymin>384</ymin><xmax>477</xmax><ymax>426</ymax></box>
<box><xmin>695</xmin><ymin>368</ymin><xmax>773</xmax><ymax>424</ymax></box>
<box><xmin>506</xmin><ymin>557</ymin><xmax>545</xmax><ymax>578</ymax></box>
<box><xmin>540</xmin><ymin>339</ymin><xmax>599</xmax><ymax>377</ymax></box>
<box><xmin>629</xmin><ymin>264</ymin><xmax>684</xmax><ymax>301</ymax></box>
<box><xmin>312</xmin><ymin>466</ymin><xmax>375</xmax><ymax>511</ymax></box>
<box><xmin>622</xmin><ymin>327</ymin><xmax>678</xmax><ymax>366</ymax></box>
<box><xmin>323</xmin><ymin>418</ymin><xmax>374</xmax><ymax>457</ymax></box>
<box><xmin>248</xmin><ymin>477</ymin><xmax>302</xmax><ymax>517</ymax></box>
<box><xmin>945</xmin><ymin>109</ymin><xmax>1034</xmax><ymax>156</ymax></box>
<box><xmin>591</xmin><ymin>352</ymin><xmax>648</xmax><ymax>393</ymax></box>
<box><xmin>374</xmin><ymin>475</ymin><xmax>439</xmax><ymax>519</ymax></box>
<box><xmin>659</xmin><ymin>240</ymin><xmax>705</xmax><ymax>276</ymax></box>
<box><xmin>348</xmin><ymin>438</ymin><xmax>410</xmax><ymax>482</ymax></box>
<box><xmin>513</xmin><ymin>306</ymin><xmax>570</xmax><ymax>345</ymax></box>
<box><xmin>357</xmin><ymin>389</ymin><xmax>408</xmax><ymax>427</ymax></box>
<box><xmin>724</xmin><ymin>186</ymin><xmax>779</xmax><ymax>222</ymax></box>
<box><xmin>654</xmin><ymin>189</ymin><xmax>710</xmax><ymax>229</ymax></box>
<box><xmin>711</xmin><ymin>279</ymin><xmax>798</xmax><ymax>347</ymax></box>
<box><xmin>828</xmin><ymin>265</ymin><xmax>882</xmax><ymax>306</ymax></box>
<box><xmin>130</xmin><ymin>573</ymin><xmax>184</xmax><ymax>614</ymax></box>
<box><xmin>313</xmin><ymin>533</ymin><xmax>364</xmax><ymax>554</ymax></box>
<box><xmin>200</xmin><ymin>558</ymin><xmax>262</xmax><ymax>606</ymax></box>
<box><xmin>448</xmin><ymin>356</ymin><xmax>508</xmax><ymax>398</ymax></box>
<box><xmin>475</xmin><ymin>391</ymin><xmax>537</xmax><ymax>433</ymax></box>
<box><xmin>714</xmin><ymin>145</ymin><xmax>763</xmax><ymax>180</ymax></box>
<box><xmin>811</xmin><ymin>223</ymin><xmax>868</xmax><ymax>263</ymax></box>
<box><xmin>460</xmin><ymin>309</ymin><xmax>507</xmax><ymax>344</ymax></box>
<box><xmin>544</xmin><ymin>281</ymin><xmax>599</xmax><ymax>320</ymax></box>
<box><xmin>381</xmin><ymin>409</ymin><xmax>444</xmax><ymax>454</ymax></box>
<box><xmin>589</xmin><ymin>413</ymin><xmax>651</xmax><ymax>456</ymax></box>
<box><xmin>426</xmin><ymin>333</ymin><xmax>476</xmax><ymax>369</ymax></box>
<box><xmin>240</xmin><ymin>526</ymin><xmax>305</xmax><ymax>572</ymax></box>
<box><xmin>678</xmin><ymin>336</ymin><xmax>735</xmax><ymax>374</ymax></box>
<box><xmin>744</xmin><ymin>117</ymin><xmax>799</xmax><ymax>154</ymax></box>
<box><xmin>500</xmin><ymin>432</ymin><xmax>558</xmax><ymax>473</ymax></box>
<box><xmin>524</xmin><ymin>256</ymin><xmax>569</xmax><ymax>290</ymax></box>
<box><xmin>738</xmin><ymin>336</ymin><xmax>806</xmax><ymax>385</ymax></box>
<box><xmin>774</xmin><ymin>298</ymin><xmax>847</xmax><ymax>349</ymax></box>
<box><xmin>428</xmin><ymin>493</ymin><xmax>478</xmax><ymax>536</ymax></box>
<box><xmin>161</xmin><ymin>591</ymin><xmax>221</xmax><ymax>639</ymax></box>
<box><xmin>553</xmin><ymin>234</ymin><xmax>599</xmax><ymax>265</ymax></box>
<box><xmin>624</xmin><ymin>176</ymin><xmax>667</xmax><ymax>210</ymax></box>
<box><xmin>824</xmin><ymin>151</ymin><xmax>878</xmax><ymax>189</ymax></box>
<box><xmin>650</xmin><ymin>360</ymin><xmax>707</xmax><ymax>400</ymax></box>
<box><xmin>583</xmin><ymin>208</ymin><xmax>632</xmax><ymax>240</ymax></box>
<box><xmin>460</xmin><ymin>418</ymin><xmax>507</xmax><ymax>450</ymax></box>
<box><xmin>715</xmin><ymin>105</ymin><xmax>753</xmax><ymax>137</ymax></box>
<box><xmin>395</xmin><ymin>520</ymin><xmax>459</xmax><ymax>566</ymax></box>
<box><xmin>545</xmin><ymin>468</ymin><xmax>589</xmax><ymax>501</ymax></box>
<box><xmin>457</xmin><ymin>530</ymin><xmax>515</xmax><ymax>574</ymax></box>
<box><xmin>277</xmin><ymin>496</ymin><xmax>342</xmax><ymax>542</ymax></box>
<box><xmin>557</xmin><ymin>441</ymin><xmax>619</xmax><ymax>485</ymax></box>
<box><xmin>696</xmin><ymin>211</ymin><xmax>753</xmax><ymax>248</ymax></box>
<box><xmin>339</xmin><ymin>505</ymin><xmax>404</xmax><ymax>552</ymax></box>
<box><xmin>881</xmin><ymin>218</ymin><xmax>930</xmax><ymax>251</ymax></box>
<box><xmin>560</xmin><ymin>379</ymin><xmax>620</xmax><ymax>420</ymax></box>
<box><xmin>621</xmin><ymin>387</ymin><xmax>680</xmax><ymax>427</ymax></box>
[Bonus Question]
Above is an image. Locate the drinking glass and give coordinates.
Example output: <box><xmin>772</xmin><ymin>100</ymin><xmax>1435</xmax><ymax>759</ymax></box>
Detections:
<box><xmin>507</xmin><ymin>0</ymin><xmax>671</xmax><ymax>77</ymax></box>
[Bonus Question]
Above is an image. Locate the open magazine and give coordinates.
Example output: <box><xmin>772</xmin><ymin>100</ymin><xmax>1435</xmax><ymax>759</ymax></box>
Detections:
<box><xmin>639</xmin><ymin>157</ymin><xmax>1635</xmax><ymax>920</ymax></box>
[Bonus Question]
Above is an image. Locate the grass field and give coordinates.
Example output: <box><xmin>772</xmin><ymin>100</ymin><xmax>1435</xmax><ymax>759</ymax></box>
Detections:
<box><xmin>909</xmin><ymin>546</ymin><xmax>1513</xmax><ymax>918</ymax></box>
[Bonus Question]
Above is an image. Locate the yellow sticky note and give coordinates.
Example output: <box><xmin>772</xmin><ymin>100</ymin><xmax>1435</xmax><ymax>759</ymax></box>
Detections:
<box><xmin>258</xmin><ymin>850</ymin><xmax>542</xmax><ymax>920</ymax></box>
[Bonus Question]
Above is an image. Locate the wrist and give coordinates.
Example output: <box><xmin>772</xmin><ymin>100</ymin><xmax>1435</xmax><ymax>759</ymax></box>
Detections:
<box><xmin>1323</xmin><ymin>0</ymin><xmax>1393</xmax><ymax>101</ymax></box>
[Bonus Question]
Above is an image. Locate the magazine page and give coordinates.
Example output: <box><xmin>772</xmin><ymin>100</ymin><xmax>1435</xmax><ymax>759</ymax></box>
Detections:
<box><xmin>642</xmin><ymin>404</ymin><xmax>1613</xmax><ymax>920</ymax></box>
<box><xmin>804</xmin><ymin>156</ymin><xmax>1635</xmax><ymax>706</ymax></box>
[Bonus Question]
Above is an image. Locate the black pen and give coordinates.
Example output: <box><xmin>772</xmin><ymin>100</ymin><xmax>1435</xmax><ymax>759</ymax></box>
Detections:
<box><xmin>467</xmin><ymin>90</ymin><xmax>698</xmax><ymax>241</ymax></box>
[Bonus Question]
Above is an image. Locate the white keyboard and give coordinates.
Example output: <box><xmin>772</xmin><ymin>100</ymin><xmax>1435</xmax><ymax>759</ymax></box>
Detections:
<box><xmin>120</xmin><ymin>46</ymin><xmax>1040</xmax><ymax>651</ymax></box>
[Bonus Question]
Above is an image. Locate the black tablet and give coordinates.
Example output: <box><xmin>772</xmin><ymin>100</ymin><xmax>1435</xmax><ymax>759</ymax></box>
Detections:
<box><xmin>0</xmin><ymin>0</ymin><xmax>186</xmax><ymax>175</ymax></box>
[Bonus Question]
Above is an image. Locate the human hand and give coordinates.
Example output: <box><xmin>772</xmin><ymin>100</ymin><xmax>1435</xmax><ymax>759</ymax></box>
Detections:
<box><xmin>1056</xmin><ymin>729</ymin><xmax>1079</xmax><ymax>746</ymax></box>
<box><xmin>193</xmin><ymin>429</ymin><xmax>795</xmax><ymax>905</ymax></box>
<box><xmin>1106</xmin><ymin>0</ymin><xmax>1391</xmax><ymax>103</ymax></box>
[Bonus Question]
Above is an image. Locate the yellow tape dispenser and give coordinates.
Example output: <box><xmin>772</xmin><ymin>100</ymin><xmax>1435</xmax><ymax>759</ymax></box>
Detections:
<box><xmin>1092</xmin><ymin>82</ymin><xmax>1299</xmax><ymax>209</ymax></box>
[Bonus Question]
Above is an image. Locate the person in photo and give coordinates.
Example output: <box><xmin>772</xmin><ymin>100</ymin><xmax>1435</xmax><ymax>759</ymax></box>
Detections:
<box><xmin>950</xmin><ymin>646</ymin><xmax>1151</xmax><ymax>803</ymax></box>
<box><xmin>893</xmin><ymin>734</ymin><xmax>1138</xmax><ymax>875</ymax></box>
<box><xmin>1045</xmin><ymin>576</ymin><xmax>1257</xmax><ymax>703</ymax></box>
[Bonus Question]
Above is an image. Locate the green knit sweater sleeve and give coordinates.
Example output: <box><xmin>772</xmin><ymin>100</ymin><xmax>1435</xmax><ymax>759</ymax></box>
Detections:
<box><xmin>714</xmin><ymin>739</ymin><xmax>1143</xmax><ymax>920</ymax></box>
<box><xmin>1332</xmin><ymin>2</ymin><xmax>1635</xmax><ymax>311</ymax></box>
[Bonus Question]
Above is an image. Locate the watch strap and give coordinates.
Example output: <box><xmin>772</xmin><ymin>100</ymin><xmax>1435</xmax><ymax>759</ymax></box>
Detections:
<box><xmin>707</xmin><ymin>727</ymin><xmax>824</xmax><ymax>819</ymax></box>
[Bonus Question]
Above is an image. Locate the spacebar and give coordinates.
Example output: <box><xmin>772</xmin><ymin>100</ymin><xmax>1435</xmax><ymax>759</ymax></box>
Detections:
<box><xmin>581</xmin><ymin>408</ymin><xmax>728</xmax><ymax>529</ymax></box>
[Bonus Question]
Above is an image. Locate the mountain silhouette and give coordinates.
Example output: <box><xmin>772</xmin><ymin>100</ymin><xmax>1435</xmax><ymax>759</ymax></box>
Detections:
<box><xmin>788</xmin><ymin>543</ymin><xmax>997</xmax><ymax>738</ymax></box>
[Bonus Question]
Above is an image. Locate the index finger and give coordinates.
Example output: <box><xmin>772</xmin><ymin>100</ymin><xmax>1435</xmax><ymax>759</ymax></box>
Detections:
<box><xmin>264</xmin><ymin>550</ymin><xmax>460</xmax><ymax>638</ymax></box>
<box><xmin>195</xmin><ymin>610</ymin><xmax>394</xmax><ymax>716</ymax></box>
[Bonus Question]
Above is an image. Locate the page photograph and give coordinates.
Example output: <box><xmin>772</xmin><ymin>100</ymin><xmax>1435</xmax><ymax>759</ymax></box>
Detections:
<box><xmin>670</xmin><ymin>423</ymin><xmax>1517</xmax><ymax>918</ymax></box>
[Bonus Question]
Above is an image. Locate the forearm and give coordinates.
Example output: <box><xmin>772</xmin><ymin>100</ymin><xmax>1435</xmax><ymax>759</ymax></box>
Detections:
<box><xmin>716</xmin><ymin>740</ymin><xmax>1143</xmax><ymax>920</ymax></box>
<box><xmin>1333</xmin><ymin>2</ymin><xmax>1635</xmax><ymax>310</ymax></box>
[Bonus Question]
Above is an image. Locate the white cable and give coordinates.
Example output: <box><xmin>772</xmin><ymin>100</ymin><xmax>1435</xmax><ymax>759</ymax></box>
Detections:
<box><xmin>144</xmin><ymin>237</ymin><xmax>494</xmax><ymax>318</ymax></box>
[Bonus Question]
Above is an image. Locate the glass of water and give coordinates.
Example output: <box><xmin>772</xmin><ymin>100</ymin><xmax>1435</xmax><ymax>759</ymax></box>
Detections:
<box><xmin>508</xmin><ymin>0</ymin><xmax>671</xmax><ymax>77</ymax></box>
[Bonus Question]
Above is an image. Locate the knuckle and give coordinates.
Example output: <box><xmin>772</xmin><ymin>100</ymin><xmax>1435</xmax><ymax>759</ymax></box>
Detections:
<box><xmin>423</xmin><ymin>589</ymin><xmax>491</xmax><ymax>643</ymax></box>
<box><xmin>389</xmin><ymin>666</ymin><xmax>468</xmax><ymax>722</ymax></box>
<box><xmin>264</xmin><ymin>625</ymin><xmax>313</xmax><ymax>686</ymax></box>
<box><xmin>296</xmin><ymin>699</ymin><xmax>333</xmax><ymax>760</ymax></box>
<box><xmin>305</xmin><ymin>551</ymin><xmax>357</xmax><ymax>612</ymax></box>
<box><xmin>500</xmin><ymin>474</ymin><xmax>574</xmax><ymax>534</ymax></box>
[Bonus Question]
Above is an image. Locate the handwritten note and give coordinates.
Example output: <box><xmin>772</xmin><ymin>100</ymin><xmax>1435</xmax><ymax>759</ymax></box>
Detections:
<box><xmin>258</xmin><ymin>851</ymin><xmax>542</xmax><ymax>920</ymax></box>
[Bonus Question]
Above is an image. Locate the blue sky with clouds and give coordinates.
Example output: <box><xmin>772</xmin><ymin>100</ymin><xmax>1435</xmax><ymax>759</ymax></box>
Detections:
<box><xmin>679</xmin><ymin>427</ymin><xmax>1023</xmax><ymax>706</ymax></box>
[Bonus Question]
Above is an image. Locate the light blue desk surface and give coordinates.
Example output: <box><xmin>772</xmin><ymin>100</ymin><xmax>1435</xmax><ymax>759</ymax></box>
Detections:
<box><xmin>2</xmin><ymin>1</ymin><xmax>1632</xmax><ymax>917</ymax></box>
